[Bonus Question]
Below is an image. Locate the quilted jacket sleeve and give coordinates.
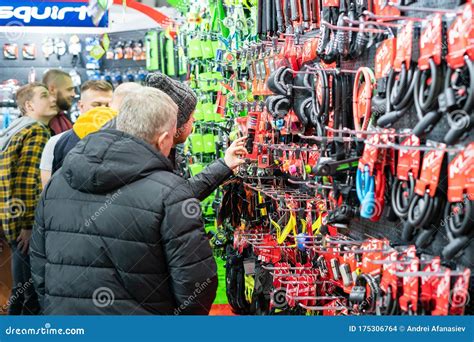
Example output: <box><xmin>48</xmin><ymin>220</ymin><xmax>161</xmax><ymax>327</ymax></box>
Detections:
<box><xmin>161</xmin><ymin>195</ymin><xmax>217</xmax><ymax>315</ymax></box>
<box><xmin>185</xmin><ymin>159</ymin><xmax>233</xmax><ymax>201</ymax></box>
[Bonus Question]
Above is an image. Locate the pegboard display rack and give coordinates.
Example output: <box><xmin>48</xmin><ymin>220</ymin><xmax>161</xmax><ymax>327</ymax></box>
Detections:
<box><xmin>180</xmin><ymin>0</ymin><xmax>474</xmax><ymax>316</ymax></box>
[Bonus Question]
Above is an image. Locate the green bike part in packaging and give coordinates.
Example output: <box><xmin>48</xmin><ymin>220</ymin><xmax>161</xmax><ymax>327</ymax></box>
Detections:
<box><xmin>188</xmin><ymin>37</ymin><xmax>203</xmax><ymax>59</ymax></box>
<box><xmin>198</xmin><ymin>72</ymin><xmax>212</xmax><ymax>92</ymax></box>
<box><xmin>201</xmin><ymin>102</ymin><xmax>215</xmax><ymax>122</ymax></box>
<box><xmin>145</xmin><ymin>30</ymin><xmax>158</xmax><ymax>71</ymax></box>
<box><xmin>203</xmin><ymin>133</ymin><xmax>216</xmax><ymax>154</ymax></box>
<box><xmin>158</xmin><ymin>31</ymin><xmax>166</xmax><ymax>73</ymax></box>
<box><xmin>202</xmin><ymin>39</ymin><xmax>215</xmax><ymax>59</ymax></box>
<box><xmin>212</xmin><ymin>40</ymin><xmax>220</xmax><ymax>55</ymax></box>
<box><xmin>210</xmin><ymin>72</ymin><xmax>223</xmax><ymax>91</ymax></box>
<box><xmin>189</xmin><ymin>134</ymin><xmax>205</xmax><ymax>153</ymax></box>
<box><xmin>165</xmin><ymin>37</ymin><xmax>176</xmax><ymax>76</ymax></box>
<box><xmin>194</xmin><ymin>101</ymin><xmax>204</xmax><ymax>121</ymax></box>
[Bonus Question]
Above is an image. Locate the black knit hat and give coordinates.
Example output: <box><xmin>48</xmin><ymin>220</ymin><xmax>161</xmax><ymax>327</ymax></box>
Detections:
<box><xmin>145</xmin><ymin>72</ymin><xmax>197</xmax><ymax>128</ymax></box>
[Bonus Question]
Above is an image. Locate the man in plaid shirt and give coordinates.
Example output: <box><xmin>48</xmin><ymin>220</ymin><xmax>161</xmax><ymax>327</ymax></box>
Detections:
<box><xmin>0</xmin><ymin>83</ymin><xmax>57</xmax><ymax>314</ymax></box>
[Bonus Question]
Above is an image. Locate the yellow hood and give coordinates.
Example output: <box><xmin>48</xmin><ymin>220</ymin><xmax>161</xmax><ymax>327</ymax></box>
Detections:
<box><xmin>73</xmin><ymin>107</ymin><xmax>118</xmax><ymax>139</ymax></box>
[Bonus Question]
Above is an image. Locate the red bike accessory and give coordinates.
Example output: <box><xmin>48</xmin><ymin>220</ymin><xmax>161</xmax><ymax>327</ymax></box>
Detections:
<box><xmin>375</xmin><ymin>38</ymin><xmax>396</xmax><ymax>80</ymax></box>
<box><xmin>449</xmin><ymin>268</ymin><xmax>471</xmax><ymax>315</ymax></box>
<box><xmin>447</xmin><ymin>5</ymin><xmax>471</xmax><ymax>69</ymax></box>
<box><xmin>414</xmin><ymin>147</ymin><xmax>445</xmax><ymax>198</ymax></box>
<box><xmin>407</xmin><ymin>147</ymin><xmax>445</xmax><ymax>228</ymax></box>
<box><xmin>396</xmin><ymin>136</ymin><xmax>421</xmax><ymax>181</ymax></box>
<box><xmin>392</xmin><ymin>136</ymin><xmax>421</xmax><ymax>219</ymax></box>
<box><xmin>447</xmin><ymin>143</ymin><xmax>474</xmax><ymax>203</ymax></box>
<box><xmin>468</xmin><ymin>3</ymin><xmax>474</xmax><ymax>61</ymax></box>
<box><xmin>418</xmin><ymin>14</ymin><xmax>443</xmax><ymax>70</ymax></box>
<box><xmin>353</xmin><ymin>67</ymin><xmax>376</xmax><ymax>136</ymax></box>
<box><xmin>373</xmin><ymin>0</ymin><xmax>400</xmax><ymax>16</ymax></box>
<box><xmin>420</xmin><ymin>256</ymin><xmax>441</xmax><ymax>314</ymax></box>
<box><xmin>399</xmin><ymin>257</ymin><xmax>420</xmax><ymax>314</ymax></box>
<box><xmin>431</xmin><ymin>268</ymin><xmax>451</xmax><ymax>316</ymax></box>
<box><xmin>394</xmin><ymin>21</ymin><xmax>414</xmax><ymax>72</ymax></box>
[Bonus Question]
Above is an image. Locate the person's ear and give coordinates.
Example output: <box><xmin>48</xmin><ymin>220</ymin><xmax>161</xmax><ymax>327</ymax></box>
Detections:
<box><xmin>25</xmin><ymin>100</ymin><xmax>34</xmax><ymax>113</ymax></box>
<box><xmin>157</xmin><ymin>131</ymin><xmax>170</xmax><ymax>151</ymax></box>
<box><xmin>48</xmin><ymin>84</ymin><xmax>56</xmax><ymax>94</ymax></box>
<box><xmin>77</xmin><ymin>100</ymin><xmax>84</xmax><ymax>113</ymax></box>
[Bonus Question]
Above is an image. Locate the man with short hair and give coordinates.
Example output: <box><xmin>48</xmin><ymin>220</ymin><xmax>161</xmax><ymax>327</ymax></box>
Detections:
<box><xmin>42</xmin><ymin>69</ymin><xmax>76</xmax><ymax>135</ymax></box>
<box><xmin>109</xmin><ymin>82</ymin><xmax>142</xmax><ymax>110</ymax></box>
<box><xmin>0</xmin><ymin>83</ymin><xmax>57</xmax><ymax>315</ymax></box>
<box><xmin>77</xmin><ymin>80</ymin><xmax>113</xmax><ymax>113</ymax></box>
<box><xmin>30</xmin><ymin>87</ymin><xmax>230</xmax><ymax>315</ymax></box>
<box><xmin>40</xmin><ymin>80</ymin><xmax>114</xmax><ymax>186</ymax></box>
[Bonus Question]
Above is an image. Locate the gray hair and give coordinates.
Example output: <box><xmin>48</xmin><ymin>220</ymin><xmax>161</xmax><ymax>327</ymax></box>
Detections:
<box><xmin>110</xmin><ymin>82</ymin><xmax>143</xmax><ymax>110</ymax></box>
<box><xmin>116</xmin><ymin>87</ymin><xmax>177</xmax><ymax>144</ymax></box>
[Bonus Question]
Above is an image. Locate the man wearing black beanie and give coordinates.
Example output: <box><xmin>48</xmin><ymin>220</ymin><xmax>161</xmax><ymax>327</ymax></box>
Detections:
<box><xmin>145</xmin><ymin>72</ymin><xmax>246</xmax><ymax>201</ymax></box>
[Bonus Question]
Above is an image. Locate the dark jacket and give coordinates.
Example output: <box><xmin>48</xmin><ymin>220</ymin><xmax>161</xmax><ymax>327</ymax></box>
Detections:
<box><xmin>30</xmin><ymin>129</ymin><xmax>218</xmax><ymax>315</ymax></box>
<box><xmin>52</xmin><ymin>129</ymin><xmax>78</xmax><ymax>173</ymax></box>
<box><xmin>54</xmin><ymin>121</ymin><xmax>233</xmax><ymax>201</ymax></box>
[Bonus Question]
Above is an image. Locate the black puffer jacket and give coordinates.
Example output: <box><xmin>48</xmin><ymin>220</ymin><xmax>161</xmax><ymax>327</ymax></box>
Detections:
<box><xmin>30</xmin><ymin>130</ymin><xmax>217</xmax><ymax>315</ymax></box>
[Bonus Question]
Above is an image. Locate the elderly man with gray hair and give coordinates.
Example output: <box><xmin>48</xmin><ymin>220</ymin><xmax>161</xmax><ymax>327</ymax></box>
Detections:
<box><xmin>30</xmin><ymin>87</ymin><xmax>219</xmax><ymax>315</ymax></box>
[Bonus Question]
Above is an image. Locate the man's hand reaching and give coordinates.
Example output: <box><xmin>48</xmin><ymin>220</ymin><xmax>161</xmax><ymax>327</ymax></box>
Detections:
<box><xmin>224</xmin><ymin>136</ymin><xmax>248</xmax><ymax>170</ymax></box>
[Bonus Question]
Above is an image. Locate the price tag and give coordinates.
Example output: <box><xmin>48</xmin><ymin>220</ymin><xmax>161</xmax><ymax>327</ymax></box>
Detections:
<box><xmin>373</xmin><ymin>0</ymin><xmax>400</xmax><ymax>16</ymax></box>
<box><xmin>397</xmin><ymin>135</ymin><xmax>421</xmax><ymax>180</ymax></box>
<box><xmin>399</xmin><ymin>257</ymin><xmax>420</xmax><ymax>313</ymax></box>
<box><xmin>418</xmin><ymin>14</ymin><xmax>443</xmax><ymax>70</ymax></box>
<box><xmin>358</xmin><ymin>134</ymin><xmax>380</xmax><ymax>175</ymax></box>
<box><xmin>375</xmin><ymin>38</ymin><xmax>396</xmax><ymax>79</ymax></box>
<box><xmin>468</xmin><ymin>4</ymin><xmax>474</xmax><ymax>60</ymax></box>
<box><xmin>447</xmin><ymin>143</ymin><xmax>474</xmax><ymax>202</ymax></box>
<box><xmin>447</xmin><ymin>6</ymin><xmax>471</xmax><ymax>69</ymax></box>
<box><xmin>414</xmin><ymin>147</ymin><xmax>445</xmax><ymax>197</ymax></box>
<box><xmin>323</xmin><ymin>0</ymin><xmax>340</xmax><ymax>7</ymax></box>
<box><xmin>394</xmin><ymin>21</ymin><xmax>413</xmax><ymax>71</ymax></box>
